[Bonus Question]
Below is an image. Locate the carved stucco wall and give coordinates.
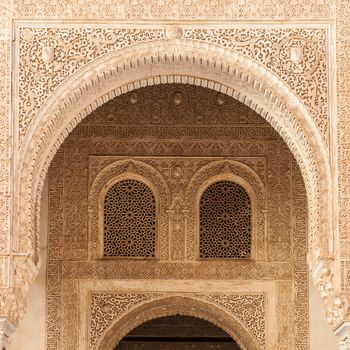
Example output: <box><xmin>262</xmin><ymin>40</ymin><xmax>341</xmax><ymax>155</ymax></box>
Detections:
<box><xmin>2</xmin><ymin>0</ymin><xmax>350</xmax><ymax>348</ymax></box>
<box><xmin>14</xmin><ymin>24</ymin><xmax>331</xmax><ymax>273</ymax></box>
<box><xmin>7</xmin><ymin>26</ymin><xmax>335</xmax><ymax>337</ymax></box>
<box><xmin>44</xmin><ymin>84</ymin><xmax>308</xmax><ymax>349</ymax></box>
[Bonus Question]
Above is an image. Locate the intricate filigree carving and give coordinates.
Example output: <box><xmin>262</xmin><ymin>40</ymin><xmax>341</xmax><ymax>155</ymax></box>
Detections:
<box><xmin>0</xmin><ymin>40</ymin><xmax>10</xmax><ymax>258</ymax></box>
<box><xmin>291</xmin><ymin>161</ymin><xmax>309</xmax><ymax>350</ymax></box>
<box><xmin>103</xmin><ymin>179</ymin><xmax>156</xmax><ymax>258</ymax></box>
<box><xmin>45</xmin><ymin>84</ymin><xmax>309</xmax><ymax>349</ymax></box>
<box><xmin>16</xmin><ymin>38</ymin><xmax>332</xmax><ymax>317</ymax></box>
<box><xmin>89</xmin><ymin>293</ymin><xmax>265</xmax><ymax>350</ymax></box>
<box><xmin>88</xmin><ymin>158</ymin><xmax>170</xmax><ymax>260</ymax></box>
<box><xmin>13</xmin><ymin>0</ymin><xmax>333</xmax><ymax>20</ymax></box>
<box><xmin>18</xmin><ymin>27</ymin><xmax>164</xmax><ymax>141</ymax></box>
<box><xmin>17</xmin><ymin>26</ymin><xmax>328</xmax><ymax>147</ymax></box>
<box><xmin>90</xmin><ymin>293</ymin><xmax>159</xmax><ymax>348</ymax></box>
<box><xmin>199</xmin><ymin>181</ymin><xmax>251</xmax><ymax>259</ymax></box>
<box><xmin>183</xmin><ymin>28</ymin><xmax>328</xmax><ymax>144</ymax></box>
<box><xmin>186</xmin><ymin>159</ymin><xmax>265</xmax><ymax>261</ymax></box>
<box><xmin>197</xmin><ymin>294</ymin><xmax>265</xmax><ymax>349</ymax></box>
<box><xmin>47</xmin><ymin>147</ymin><xmax>64</xmax><ymax>350</ymax></box>
<box><xmin>267</xmin><ymin>142</ymin><xmax>292</xmax><ymax>261</ymax></box>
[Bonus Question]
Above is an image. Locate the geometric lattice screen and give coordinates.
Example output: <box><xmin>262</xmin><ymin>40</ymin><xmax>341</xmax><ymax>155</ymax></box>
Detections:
<box><xmin>199</xmin><ymin>181</ymin><xmax>251</xmax><ymax>259</ymax></box>
<box><xmin>103</xmin><ymin>179</ymin><xmax>156</xmax><ymax>257</ymax></box>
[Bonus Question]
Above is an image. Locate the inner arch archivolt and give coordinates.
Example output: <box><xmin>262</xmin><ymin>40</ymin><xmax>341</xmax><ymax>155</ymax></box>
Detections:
<box><xmin>16</xmin><ymin>39</ymin><xmax>333</xmax><ymax>292</ymax></box>
<box><xmin>96</xmin><ymin>296</ymin><xmax>259</xmax><ymax>350</ymax></box>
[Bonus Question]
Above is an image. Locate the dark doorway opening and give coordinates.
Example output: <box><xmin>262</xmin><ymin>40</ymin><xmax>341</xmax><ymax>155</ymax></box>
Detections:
<box><xmin>115</xmin><ymin>315</ymin><xmax>241</xmax><ymax>349</ymax></box>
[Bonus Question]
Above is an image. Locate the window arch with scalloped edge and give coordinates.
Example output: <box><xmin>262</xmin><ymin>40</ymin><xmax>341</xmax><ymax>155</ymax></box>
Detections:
<box><xmin>199</xmin><ymin>180</ymin><xmax>252</xmax><ymax>259</ymax></box>
<box><xmin>103</xmin><ymin>179</ymin><xmax>156</xmax><ymax>258</ymax></box>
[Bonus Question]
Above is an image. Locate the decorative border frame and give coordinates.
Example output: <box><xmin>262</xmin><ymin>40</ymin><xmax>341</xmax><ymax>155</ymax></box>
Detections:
<box><xmin>190</xmin><ymin>159</ymin><xmax>265</xmax><ymax>261</ymax></box>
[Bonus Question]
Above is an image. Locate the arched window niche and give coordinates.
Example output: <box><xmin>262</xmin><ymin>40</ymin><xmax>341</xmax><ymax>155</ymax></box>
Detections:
<box><xmin>195</xmin><ymin>173</ymin><xmax>259</xmax><ymax>261</ymax></box>
<box><xmin>99</xmin><ymin>175</ymin><xmax>159</xmax><ymax>259</ymax></box>
<box><xmin>199</xmin><ymin>180</ymin><xmax>252</xmax><ymax>259</ymax></box>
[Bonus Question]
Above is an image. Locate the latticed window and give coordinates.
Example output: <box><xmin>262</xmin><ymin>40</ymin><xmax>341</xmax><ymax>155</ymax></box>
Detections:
<box><xmin>103</xmin><ymin>179</ymin><xmax>156</xmax><ymax>257</ymax></box>
<box><xmin>199</xmin><ymin>180</ymin><xmax>251</xmax><ymax>259</ymax></box>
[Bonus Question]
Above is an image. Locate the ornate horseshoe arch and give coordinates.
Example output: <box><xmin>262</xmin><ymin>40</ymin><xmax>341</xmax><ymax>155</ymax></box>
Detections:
<box><xmin>14</xmin><ymin>36</ymin><xmax>334</xmax><ymax>321</ymax></box>
<box><xmin>96</xmin><ymin>296</ymin><xmax>260</xmax><ymax>350</ymax></box>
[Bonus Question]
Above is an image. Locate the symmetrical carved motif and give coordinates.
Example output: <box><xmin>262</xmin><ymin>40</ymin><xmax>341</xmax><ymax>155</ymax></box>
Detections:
<box><xmin>89</xmin><ymin>292</ymin><xmax>265</xmax><ymax>350</ymax></box>
<box><xmin>12</xmin><ymin>0</ymin><xmax>333</xmax><ymax>20</ymax></box>
<box><xmin>88</xmin><ymin>158</ymin><xmax>170</xmax><ymax>260</ymax></box>
<box><xmin>17</xmin><ymin>26</ymin><xmax>328</xmax><ymax>146</ymax></box>
<box><xmin>199</xmin><ymin>181</ymin><xmax>251</xmax><ymax>259</ymax></box>
<box><xmin>103</xmin><ymin>179</ymin><xmax>156</xmax><ymax>258</ymax></box>
<box><xmin>15</xmin><ymin>38</ymin><xmax>332</xmax><ymax>333</ymax></box>
<box><xmin>62</xmin><ymin>260</ymin><xmax>293</xmax><ymax>280</ymax></box>
<box><xmin>44</xmin><ymin>84</ymin><xmax>309</xmax><ymax>349</ymax></box>
<box><xmin>186</xmin><ymin>159</ymin><xmax>265</xmax><ymax>261</ymax></box>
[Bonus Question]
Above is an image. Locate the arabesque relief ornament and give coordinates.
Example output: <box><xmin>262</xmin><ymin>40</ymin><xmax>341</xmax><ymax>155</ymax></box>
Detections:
<box><xmin>18</xmin><ymin>26</ymin><xmax>328</xmax><ymax>145</ymax></box>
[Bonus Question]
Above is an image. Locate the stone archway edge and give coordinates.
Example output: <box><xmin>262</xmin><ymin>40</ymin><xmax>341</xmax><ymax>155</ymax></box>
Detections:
<box><xmin>95</xmin><ymin>295</ymin><xmax>261</xmax><ymax>350</ymax></box>
<box><xmin>13</xmin><ymin>37</ymin><xmax>336</xmax><ymax>330</ymax></box>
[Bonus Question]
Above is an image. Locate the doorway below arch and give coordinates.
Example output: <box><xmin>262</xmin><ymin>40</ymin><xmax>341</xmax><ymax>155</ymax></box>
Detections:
<box><xmin>115</xmin><ymin>315</ymin><xmax>241</xmax><ymax>350</ymax></box>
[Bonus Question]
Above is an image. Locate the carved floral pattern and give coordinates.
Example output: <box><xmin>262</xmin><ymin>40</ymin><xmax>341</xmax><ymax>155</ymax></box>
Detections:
<box><xmin>0</xmin><ymin>0</ymin><xmax>347</xmax><ymax>346</ymax></box>
<box><xmin>90</xmin><ymin>293</ymin><xmax>159</xmax><ymax>348</ymax></box>
<box><xmin>18</xmin><ymin>27</ymin><xmax>164</xmax><ymax>140</ymax></box>
<box><xmin>89</xmin><ymin>292</ymin><xmax>265</xmax><ymax>350</ymax></box>
<box><xmin>42</xmin><ymin>84</ymin><xmax>309</xmax><ymax>349</ymax></box>
<box><xmin>183</xmin><ymin>28</ymin><xmax>328</xmax><ymax>144</ymax></box>
<box><xmin>197</xmin><ymin>294</ymin><xmax>266</xmax><ymax>349</ymax></box>
<box><xmin>17</xmin><ymin>26</ymin><xmax>328</xmax><ymax>146</ymax></box>
<box><xmin>13</xmin><ymin>0</ymin><xmax>333</xmax><ymax>20</ymax></box>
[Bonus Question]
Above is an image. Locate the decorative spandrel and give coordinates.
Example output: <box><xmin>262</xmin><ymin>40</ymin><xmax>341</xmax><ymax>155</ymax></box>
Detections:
<box><xmin>104</xmin><ymin>179</ymin><xmax>156</xmax><ymax>258</ymax></box>
<box><xmin>200</xmin><ymin>181</ymin><xmax>251</xmax><ymax>259</ymax></box>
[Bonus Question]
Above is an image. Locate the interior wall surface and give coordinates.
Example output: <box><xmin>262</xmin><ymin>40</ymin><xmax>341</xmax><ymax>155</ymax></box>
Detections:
<box><xmin>39</xmin><ymin>84</ymin><xmax>308</xmax><ymax>350</ymax></box>
<box><xmin>5</xmin><ymin>133</ymin><xmax>338</xmax><ymax>350</ymax></box>
<box><xmin>3</xmin><ymin>0</ymin><xmax>350</xmax><ymax>348</ymax></box>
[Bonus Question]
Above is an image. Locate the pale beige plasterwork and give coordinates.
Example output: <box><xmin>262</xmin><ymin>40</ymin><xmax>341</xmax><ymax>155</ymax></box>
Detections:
<box><xmin>47</xmin><ymin>83</ymin><xmax>307</xmax><ymax>350</ymax></box>
<box><xmin>89</xmin><ymin>157</ymin><xmax>264</xmax><ymax>262</ymax></box>
<box><xmin>95</xmin><ymin>295</ymin><xmax>261</xmax><ymax>350</ymax></box>
<box><xmin>0</xmin><ymin>0</ymin><xmax>347</xmax><ymax>347</ymax></box>
<box><xmin>17</xmin><ymin>26</ymin><xmax>329</xmax><ymax>146</ymax></box>
<box><xmin>89</xmin><ymin>158</ymin><xmax>170</xmax><ymax>260</ymax></box>
<box><xmin>13</xmin><ymin>0</ymin><xmax>333</xmax><ymax>20</ymax></box>
<box><xmin>78</xmin><ymin>279</ymin><xmax>276</xmax><ymax>350</ymax></box>
<box><xmin>15</xmin><ymin>39</ymin><xmax>332</xmax><ymax>296</ymax></box>
<box><xmin>189</xmin><ymin>160</ymin><xmax>264</xmax><ymax>261</ymax></box>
